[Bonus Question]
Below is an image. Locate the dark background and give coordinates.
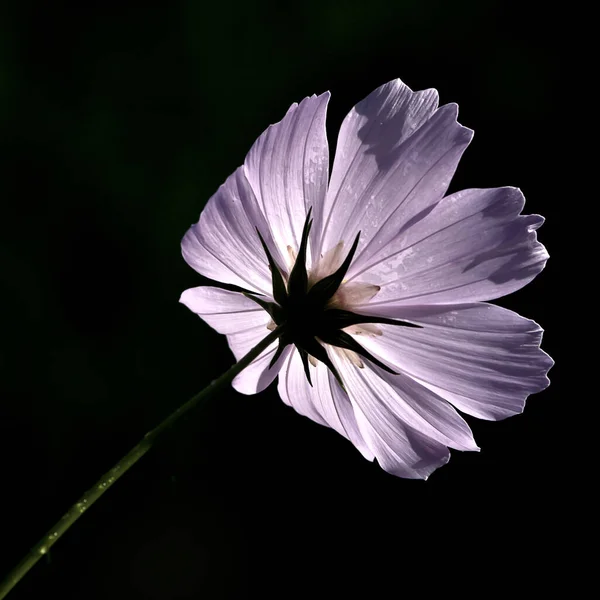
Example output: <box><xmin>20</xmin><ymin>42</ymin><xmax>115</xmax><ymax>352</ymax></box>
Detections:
<box><xmin>1</xmin><ymin>1</ymin><xmax>568</xmax><ymax>598</ymax></box>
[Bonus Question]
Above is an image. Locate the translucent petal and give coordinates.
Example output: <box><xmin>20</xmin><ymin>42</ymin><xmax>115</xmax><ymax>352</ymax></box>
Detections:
<box><xmin>330</xmin><ymin>351</ymin><xmax>451</xmax><ymax>479</ymax></box>
<box><xmin>350</xmin><ymin>187</ymin><xmax>547</xmax><ymax>305</ymax></box>
<box><xmin>180</xmin><ymin>286</ymin><xmax>284</xmax><ymax>395</ymax></box>
<box><xmin>319</xmin><ymin>78</ymin><xmax>472</xmax><ymax>269</ymax></box>
<box><xmin>181</xmin><ymin>169</ymin><xmax>283</xmax><ymax>295</ymax></box>
<box><xmin>244</xmin><ymin>93</ymin><xmax>330</xmax><ymax>269</ymax></box>
<box><xmin>356</xmin><ymin>303</ymin><xmax>553</xmax><ymax>420</ymax></box>
<box><xmin>277</xmin><ymin>349</ymin><xmax>374</xmax><ymax>460</ymax></box>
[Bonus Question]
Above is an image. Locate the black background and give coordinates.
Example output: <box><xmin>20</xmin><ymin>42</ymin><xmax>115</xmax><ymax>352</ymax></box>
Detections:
<box><xmin>1</xmin><ymin>1</ymin><xmax>569</xmax><ymax>598</ymax></box>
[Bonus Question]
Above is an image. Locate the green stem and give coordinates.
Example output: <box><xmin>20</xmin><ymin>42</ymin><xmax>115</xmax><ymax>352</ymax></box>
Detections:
<box><xmin>0</xmin><ymin>325</ymin><xmax>284</xmax><ymax>599</ymax></box>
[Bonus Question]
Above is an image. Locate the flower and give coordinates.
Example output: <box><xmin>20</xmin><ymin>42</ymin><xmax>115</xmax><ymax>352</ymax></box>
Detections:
<box><xmin>180</xmin><ymin>78</ymin><xmax>553</xmax><ymax>479</ymax></box>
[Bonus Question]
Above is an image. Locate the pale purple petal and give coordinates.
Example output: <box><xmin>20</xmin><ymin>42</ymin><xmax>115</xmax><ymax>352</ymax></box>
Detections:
<box><xmin>330</xmin><ymin>351</ymin><xmax>451</xmax><ymax>479</ymax></box>
<box><xmin>277</xmin><ymin>349</ymin><xmax>374</xmax><ymax>460</ymax></box>
<box><xmin>232</xmin><ymin>343</ymin><xmax>292</xmax><ymax>396</ymax></box>
<box><xmin>179</xmin><ymin>286</ymin><xmax>269</xmax><ymax>334</ymax></box>
<box><xmin>318</xmin><ymin>78</ymin><xmax>472</xmax><ymax>266</ymax></box>
<box><xmin>369</xmin><ymin>366</ymin><xmax>479</xmax><ymax>451</ymax></box>
<box><xmin>356</xmin><ymin>303</ymin><xmax>553</xmax><ymax>420</ymax></box>
<box><xmin>180</xmin><ymin>286</ymin><xmax>285</xmax><ymax>395</ymax></box>
<box><xmin>244</xmin><ymin>94</ymin><xmax>330</xmax><ymax>265</ymax></box>
<box><xmin>181</xmin><ymin>168</ymin><xmax>284</xmax><ymax>295</ymax></box>
<box><xmin>350</xmin><ymin>187</ymin><xmax>547</xmax><ymax>305</ymax></box>
<box><xmin>277</xmin><ymin>350</ymin><xmax>328</xmax><ymax>426</ymax></box>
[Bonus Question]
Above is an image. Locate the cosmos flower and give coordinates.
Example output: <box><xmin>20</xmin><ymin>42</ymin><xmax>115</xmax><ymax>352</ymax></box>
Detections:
<box><xmin>180</xmin><ymin>78</ymin><xmax>552</xmax><ymax>479</ymax></box>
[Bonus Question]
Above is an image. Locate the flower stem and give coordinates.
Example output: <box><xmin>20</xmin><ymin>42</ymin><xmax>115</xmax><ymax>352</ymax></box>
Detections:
<box><xmin>0</xmin><ymin>325</ymin><xmax>284</xmax><ymax>599</ymax></box>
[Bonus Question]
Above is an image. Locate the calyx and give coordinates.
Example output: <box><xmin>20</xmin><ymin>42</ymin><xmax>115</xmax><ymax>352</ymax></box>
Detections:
<box><xmin>246</xmin><ymin>208</ymin><xmax>420</xmax><ymax>389</ymax></box>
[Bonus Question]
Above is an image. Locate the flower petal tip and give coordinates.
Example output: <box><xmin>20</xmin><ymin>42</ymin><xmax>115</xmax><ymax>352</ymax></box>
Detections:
<box><xmin>179</xmin><ymin>288</ymin><xmax>191</xmax><ymax>306</ymax></box>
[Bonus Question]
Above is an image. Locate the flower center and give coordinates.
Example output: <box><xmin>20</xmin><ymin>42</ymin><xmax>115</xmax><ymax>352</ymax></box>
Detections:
<box><xmin>246</xmin><ymin>208</ymin><xmax>419</xmax><ymax>388</ymax></box>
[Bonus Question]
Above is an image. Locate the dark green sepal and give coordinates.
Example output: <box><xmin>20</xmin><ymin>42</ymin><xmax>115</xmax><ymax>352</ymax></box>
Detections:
<box><xmin>306</xmin><ymin>232</ymin><xmax>361</xmax><ymax>305</ymax></box>
<box><xmin>287</xmin><ymin>207</ymin><xmax>313</xmax><ymax>299</ymax></box>
<box><xmin>297</xmin><ymin>347</ymin><xmax>313</xmax><ymax>386</ymax></box>
<box><xmin>269</xmin><ymin>338</ymin><xmax>289</xmax><ymax>369</ymax></box>
<box><xmin>255</xmin><ymin>228</ymin><xmax>288</xmax><ymax>307</ymax></box>
<box><xmin>318</xmin><ymin>330</ymin><xmax>398</xmax><ymax>375</ymax></box>
<box><xmin>322</xmin><ymin>309</ymin><xmax>422</xmax><ymax>330</ymax></box>
<box><xmin>242</xmin><ymin>292</ymin><xmax>284</xmax><ymax>323</ymax></box>
<box><xmin>296</xmin><ymin>336</ymin><xmax>346</xmax><ymax>393</ymax></box>
<box><xmin>196</xmin><ymin>275</ymin><xmax>257</xmax><ymax>296</ymax></box>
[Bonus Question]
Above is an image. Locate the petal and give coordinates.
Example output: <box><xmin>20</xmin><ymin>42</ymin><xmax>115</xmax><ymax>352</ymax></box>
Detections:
<box><xmin>180</xmin><ymin>286</ymin><xmax>284</xmax><ymax>395</ymax></box>
<box><xmin>318</xmin><ymin>78</ymin><xmax>472</xmax><ymax>267</ymax></box>
<box><xmin>179</xmin><ymin>286</ymin><xmax>268</xmax><ymax>335</ymax></box>
<box><xmin>232</xmin><ymin>342</ymin><xmax>291</xmax><ymax>396</ymax></box>
<box><xmin>331</xmin><ymin>349</ymin><xmax>477</xmax><ymax>451</ymax></box>
<box><xmin>277</xmin><ymin>349</ymin><xmax>374</xmax><ymax>460</ymax></box>
<box><xmin>350</xmin><ymin>187</ymin><xmax>548</xmax><ymax>305</ymax></box>
<box><xmin>371</xmin><ymin>366</ymin><xmax>479</xmax><ymax>451</ymax></box>
<box><xmin>330</xmin><ymin>351</ymin><xmax>450</xmax><ymax>479</ymax></box>
<box><xmin>244</xmin><ymin>93</ymin><xmax>330</xmax><ymax>268</ymax></box>
<box><xmin>181</xmin><ymin>168</ymin><xmax>283</xmax><ymax>295</ymax></box>
<box><xmin>356</xmin><ymin>303</ymin><xmax>553</xmax><ymax>420</ymax></box>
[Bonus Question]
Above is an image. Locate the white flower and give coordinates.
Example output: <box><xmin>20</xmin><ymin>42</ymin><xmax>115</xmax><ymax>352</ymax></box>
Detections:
<box><xmin>180</xmin><ymin>79</ymin><xmax>553</xmax><ymax>479</ymax></box>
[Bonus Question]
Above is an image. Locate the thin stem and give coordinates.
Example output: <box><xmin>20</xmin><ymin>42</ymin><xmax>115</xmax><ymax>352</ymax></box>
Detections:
<box><xmin>0</xmin><ymin>325</ymin><xmax>284</xmax><ymax>599</ymax></box>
